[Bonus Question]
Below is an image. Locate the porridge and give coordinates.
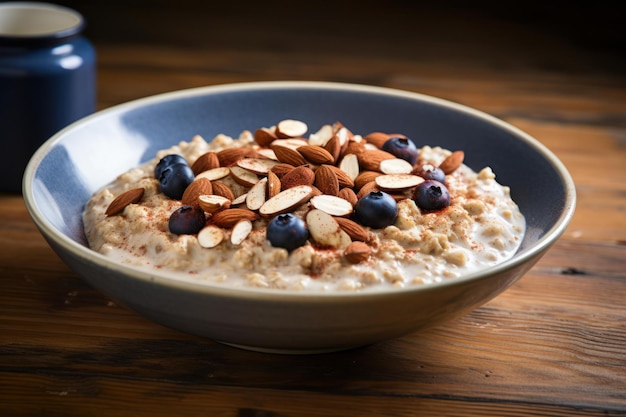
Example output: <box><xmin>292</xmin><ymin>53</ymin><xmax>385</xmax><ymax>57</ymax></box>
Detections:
<box><xmin>83</xmin><ymin>120</ymin><xmax>526</xmax><ymax>291</ymax></box>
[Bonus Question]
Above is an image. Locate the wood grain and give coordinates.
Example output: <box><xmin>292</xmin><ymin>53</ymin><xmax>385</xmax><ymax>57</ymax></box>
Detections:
<box><xmin>2</xmin><ymin>1</ymin><xmax>625</xmax><ymax>416</ymax></box>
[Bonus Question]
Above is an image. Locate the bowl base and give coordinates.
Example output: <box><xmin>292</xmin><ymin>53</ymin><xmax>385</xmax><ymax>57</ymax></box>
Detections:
<box><xmin>218</xmin><ymin>340</ymin><xmax>364</xmax><ymax>355</ymax></box>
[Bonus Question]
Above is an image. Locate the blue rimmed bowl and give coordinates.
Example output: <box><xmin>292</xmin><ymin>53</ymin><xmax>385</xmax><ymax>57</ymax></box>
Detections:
<box><xmin>23</xmin><ymin>81</ymin><xmax>575</xmax><ymax>353</ymax></box>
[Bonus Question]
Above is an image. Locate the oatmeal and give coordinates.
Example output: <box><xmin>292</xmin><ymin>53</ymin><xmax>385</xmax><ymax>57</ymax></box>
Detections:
<box><xmin>83</xmin><ymin>120</ymin><xmax>525</xmax><ymax>291</ymax></box>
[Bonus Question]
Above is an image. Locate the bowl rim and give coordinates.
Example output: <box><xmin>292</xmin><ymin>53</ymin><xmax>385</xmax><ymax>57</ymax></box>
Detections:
<box><xmin>23</xmin><ymin>80</ymin><xmax>577</xmax><ymax>302</ymax></box>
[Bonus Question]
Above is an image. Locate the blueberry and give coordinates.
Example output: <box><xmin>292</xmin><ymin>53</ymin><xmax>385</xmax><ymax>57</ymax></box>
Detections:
<box><xmin>414</xmin><ymin>164</ymin><xmax>446</xmax><ymax>183</ymax></box>
<box><xmin>159</xmin><ymin>162</ymin><xmax>195</xmax><ymax>200</ymax></box>
<box><xmin>413</xmin><ymin>180</ymin><xmax>450</xmax><ymax>211</ymax></box>
<box><xmin>353</xmin><ymin>191</ymin><xmax>398</xmax><ymax>229</ymax></box>
<box><xmin>266</xmin><ymin>213</ymin><xmax>309</xmax><ymax>252</ymax></box>
<box><xmin>382</xmin><ymin>136</ymin><xmax>418</xmax><ymax>165</ymax></box>
<box><xmin>168</xmin><ymin>205</ymin><xmax>206</xmax><ymax>235</ymax></box>
<box><xmin>155</xmin><ymin>154</ymin><xmax>188</xmax><ymax>179</ymax></box>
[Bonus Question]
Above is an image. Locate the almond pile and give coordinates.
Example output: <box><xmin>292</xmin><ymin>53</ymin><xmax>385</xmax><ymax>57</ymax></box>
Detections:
<box><xmin>106</xmin><ymin>119</ymin><xmax>464</xmax><ymax>264</ymax></box>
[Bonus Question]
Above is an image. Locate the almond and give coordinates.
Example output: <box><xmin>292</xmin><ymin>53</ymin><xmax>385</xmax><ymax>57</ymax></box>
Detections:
<box><xmin>323</xmin><ymin>134</ymin><xmax>341</xmax><ymax>163</ymax></box>
<box><xmin>212</xmin><ymin>208</ymin><xmax>259</xmax><ymax>228</ymax></box>
<box><xmin>379</xmin><ymin>158</ymin><xmax>414</xmax><ymax>174</ymax></box>
<box><xmin>246</xmin><ymin>177</ymin><xmax>267</xmax><ymax>211</ymax></box>
<box><xmin>254</xmin><ymin>127</ymin><xmax>278</xmax><ymax>147</ymax></box>
<box><xmin>237</xmin><ymin>157</ymin><xmax>280</xmax><ymax>175</ymax></box>
<box><xmin>344</xmin><ymin>241</ymin><xmax>371</xmax><ymax>264</ymax></box>
<box><xmin>338</xmin><ymin>188</ymin><xmax>358</xmax><ymax>206</ymax></box>
<box><xmin>280</xmin><ymin>165</ymin><xmax>315</xmax><ymax>189</ymax></box>
<box><xmin>310</xmin><ymin>194</ymin><xmax>353</xmax><ymax>217</ymax></box>
<box><xmin>198</xmin><ymin>225</ymin><xmax>225</xmax><ymax>248</ymax></box>
<box><xmin>334</xmin><ymin>217</ymin><xmax>369</xmax><ymax>242</ymax></box>
<box><xmin>334</xmin><ymin>126</ymin><xmax>351</xmax><ymax>154</ymax></box>
<box><xmin>363</xmin><ymin>132</ymin><xmax>391</xmax><ymax>149</ymax></box>
<box><xmin>229</xmin><ymin>166</ymin><xmax>259</xmax><ymax>187</ymax></box>
<box><xmin>338</xmin><ymin>153</ymin><xmax>360</xmax><ymax>181</ymax></box>
<box><xmin>306</xmin><ymin>209</ymin><xmax>351</xmax><ymax>249</ymax></box>
<box><xmin>344</xmin><ymin>140</ymin><xmax>366</xmax><ymax>156</ymax></box>
<box><xmin>298</xmin><ymin>145</ymin><xmax>334</xmax><ymax>165</ymax></box>
<box><xmin>308</xmin><ymin>124</ymin><xmax>334</xmax><ymax>146</ymax></box>
<box><xmin>217</xmin><ymin>147</ymin><xmax>252</xmax><ymax>167</ymax></box>
<box><xmin>439</xmin><ymin>150</ymin><xmax>465</xmax><ymax>174</ymax></box>
<box><xmin>314</xmin><ymin>164</ymin><xmax>339</xmax><ymax>196</ymax></box>
<box><xmin>356</xmin><ymin>181</ymin><xmax>379</xmax><ymax>199</ymax></box>
<box><xmin>231</xmin><ymin>193</ymin><xmax>248</xmax><ymax>206</ymax></box>
<box><xmin>198</xmin><ymin>194</ymin><xmax>231</xmax><ymax>213</ymax></box>
<box><xmin>357</xmin><ymin>149</ymin><xmax>395</xmax><ymax>172</ymax></box>
<box><xmin>270</xmin><ymin>163</ymin><xmax>295</xmax><ymax>179</ymax></box>
<box><xmin>259</xmin><ymin>185</ymin><xmax>314</xmax><ymax>216</ymax></box>
<box><xmin>195</xmin><ymin>166</ymin><xmax>230</xmax><ymax>181</ymax></box>
<box><xmin>275</xmin><ymin>119</ymin><xmax>308</xmax><ymax>138</ymax></box>
<box><xmin>355</xmin><ymin>170</ymin><xmax>381</xmax><ymax>190</ymax></box>
<box><xmin>230</xmin><ymin>219</ymin><xmax>253</xmax><ymax>245</ymax></box>
<box><xmin>375</xmin><ymin>174</ymin><xmax>425</xmax><ymax>191</ymax></box>
<box><xmin>181</xmin><ymin>177</ymin><xmax>213</xmax><ymax>206</ymax></box>
<box><xmin>211</xmin><ymin>180</ymin><xmax>235</xmax><ymax>200</ymax></box>
<box><xmin>191</xmin><ymin>151</ymin><xmax>220</xmax><ymax>175</ymax></box>
<box><xmin>256</xmin><ymin>148</ymin><xmax>278</xmax><ymax>161</ymax></box>
<box><xmin>271</xmin><ymin>143</ymin><xmax>307</xmax><ymax>166</ymax></box>
<box><xmin>105</xmin><ymin>187</ymin><xmax>144</xmax><ymax>216</ymax></box>
<box><xmin>267</xmin><ymin>169</ymin><xmax>282</xmax><ymax>198</ymax></box>
<box><xmin>325</xmin><ymin>165</ymin><xmax>355</xmax><ymax>188</ymax></box>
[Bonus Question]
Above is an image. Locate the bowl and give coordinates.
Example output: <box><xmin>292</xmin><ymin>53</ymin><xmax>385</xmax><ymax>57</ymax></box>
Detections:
<box><xmin>23</xmin><ymin>81</ymin><xmax>576</xmax><ymax>353</ymax></box>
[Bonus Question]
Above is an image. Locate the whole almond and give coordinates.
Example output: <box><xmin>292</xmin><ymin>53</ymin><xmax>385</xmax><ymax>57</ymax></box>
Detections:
<box><xmin>191</xmin><ymin>152</ymin><xmax>220</xmax><ymax>175</ymax></box>
<box><xmin>217</xmin><ymin>147</ymin><xmax>252</xmax><ymax>167</ymax></box>
<box><xmin>212</xmin><ymin>208</ymin><xmax>259</xmax><ymax>228</ymax></box>
<box><xmin>211</xmin><ymin>180</ymin><xmax>235</xmax><ymax>201</ymax></box>
<box><xmin>323</xmin><ymin>134</ymin><xmax>341</xmax><ymax>162</ymax></box>
<box><xmin>338</xmin><ymin>188</ymin><xmax>358</xmax><ymax>206</ymax></box>
<box><xmin>334</xmin><ymin>217</ymin><xmax>369</xmax><ymax>242</ymax></box>
<box><xmin>270</xmin><ymin>163</ymin><xmax>296</xmax><ymax>179</ymax></box>
<box><xmin>357</xmin><ymin>149</ymin><xmax>395</xmax><ymax>172</ymax></box>
<box><xmin>254</xmin><ymin>127</ymin><xmax>278</xmax><ymax>147</ymax></box>
<box><xmin>357</xmin><ymin>181</ymin><xmax>379</xmax><ymax>199</ymax></box>
<box><xmin>105</xmin><ymin>187</ymin><xmax>144</xmax><ymax>216</ymax></box>
<box><xmin>298</xmin><ymin>145</ymin><xmax>335</xmax><ymax>165</ymax></box>
<box><xmin>344</xmin><ymin>241</ymin><xmax>371</xmax><ymax>264</ymax></box>
<box><xmin>281</xmin><ymin>165</ymin><xmax>315</xmax><ymax>189</ymax></box>
<box><xmin>325</xmin><ymin>165</ymin><xmax>355</xmax><ymax>188</ymax></box>
<box><xmin>355</xmin><ymin>170</ymin><xmax>381</xmax><ymax>190</ymax></box>
<box><xmin>363</xmin><ymin>132</ymin><xmax>391</xmax><ymax>149</ymax></box>
<box><xmin>438</xmin><ymin>150</ymin><xmax>465</xmax><ymax>174</ymax></box>
<box><xmin>314</xmin><ymin>164</ymin><xmax>340</xmax><ymax>196</ymax></box>
<box><xmin>271</xmin><ymin>143</ymin><xmax>307</xmax><ymax>166</ymax></box>
<box><xmin>181</xmin><ymin>178</ymin><xmax>213</xmax><ymax>206</ymax></box>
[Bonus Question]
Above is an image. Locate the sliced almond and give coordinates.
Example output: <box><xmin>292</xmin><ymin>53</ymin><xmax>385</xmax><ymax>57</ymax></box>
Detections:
<box><xmin>344</xmin><ymin>241</ymin><xmax>371</xmax><ymax>264</ymax></box>
<box><xmin>198</xmin><ymin>194</ymin><xmax>231</xmax><ymax>213</ymax></box>
<box><xmin>334</xmin><ymin>217</ymin><xmax>369</xmax><ymax>242</ymax></box>
<box><xmin>338</xmin><ymin>188</ymin><xmax>358</xmax><ymax>206</ymax></box>
<box><xmin>191</xmin><ymin>152</ymin><xmax>220</xmax><ymax>175</ymax></box>
<box><xmin>230</xmin><ymin>219</ymin><xmax>253</xmax><ymax>245</ymax></box>
<box><xmin>231</xmin><ymin>193</ymin><xmax>248</xmax><ymax>205</ymax></box>
<box><xmin>308</xmin><ymin>124</ymin><xmax>334</xmax><ymax>146</ymax></box>
<box><xmin>271</xmin><ymin>143</ymin><xmax>307</xmax><ymax>166</ymax></box>
<box><xmin>267</xmin><ymin>169</ymin><xmax>282</xmax><ymax>198</ymax></box>
<box><xmin>259</xmin><ymin>185</ymin><xmax>314</xmax><ymax>216</ymax></box>
<box><xmin>379</xmin><ymin>158</ymin><xmax>414</xmax><ymax>174</ymax></box>
<box><xmin>306</xmin><ymin>209</ymin><xmax>351</xmax><ymax>249</ymax></box>
<box><xmin>338</xmin><ymin>153</ymin><xmax>360</xmax><ymax>181</ymax></box>
<box><xmin>229</xmin><ymin>166</ymin><xmax>259</xmax><ymax>187</ymax></box>
<box><xmin>211</xmin><ymin>180</ymin><xmax>235</xmax><ymax>200</ymax></box>
<box><xmin>256</xmin><ymin>148</ymin><xmax>278</xmax><ymax>161</ymax></box>
<box><xmin>280</xmin><ymin>165</ymin><xmax>315</xmax><ymax>189</ymax></box>
<box><xmin>314</xmin><ymin>164</ymin><xmax>340</xmax><ymax>196</ymax></box>
<box><xmin>310</xmin><ymin>195</ymin><xmax>353</xmax><ymax>217</ymax></box>
<box><xmin>272</xmin><ymin>138</ymin><xmax>309</xmax><ymax>150</ymax></box>
<box><xmin>198</xmin><ymin>225</ymin><xmax>225</xmax><ymax>248</ymax></box>
<box><xmin>105</xmin><ymin>188</ymin><xmax>144</xmax><ymax>216</ymax></box>
<box><xmin>439</xmin><ymin>150</ymin><xmax>465</xmax><ymax>174</ymax></box>
<box><xmin>217</xmin><ymin>147</ymin><xmax>252</xmax><ymax>167</ymax></box>
<box><xmin>246</xmin><ymin>177</ymin><xmax>268</xmax><ymax>211</ymax></box>
<box><xmin>357</xmin><ymin>149</ymin><xmax>396</xmax><ymax>172</ymax></box>
<box><xmin>254</xmin><ymin>127</ymin><xmax>278</xmax><ymax>147</ymax></box>
<box><xmin>212</xmin><ymin>208</ymin><xmax>259</xmax><ymax>228</ymax></box>
<box><xmin>181</xmin><ymin>178</ymin><xmax>213</xmax><ymax>206</ymax></box>
<box><xmin>298</xmin><ymin>145</ymin><xmax>335</xmax><ymax>165</ymax></box>
<box><xmin>195</xmin><ymin>166</ymin><xmax>231</xmax><ymax>182</ymax></box>
<box><xmin>375</xmin><ymin>174</ymin><xmax>425</xmax><ymax>191</ymax></box>
<box><xmin>275</xmin><ymin>119</ymin><xmax>308</xmax><ymax>138</ymax></box>
<box><xmin>237</xmin><ymin>157</ymin><xmax>280</xmax><ymax>175</ymax></box>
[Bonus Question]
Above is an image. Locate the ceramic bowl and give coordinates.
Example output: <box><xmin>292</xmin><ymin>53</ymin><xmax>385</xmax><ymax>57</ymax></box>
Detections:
<box><xmin>23</xmin><ymin>81</ymin><xmax>575</xmax><ymax>353</ymax></box>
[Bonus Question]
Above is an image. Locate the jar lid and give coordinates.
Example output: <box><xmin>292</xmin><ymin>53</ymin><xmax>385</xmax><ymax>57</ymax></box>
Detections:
<box><xmin>0</xmin><ymin>2</ymin><xmax>85</xmax><ymax>46</ymax></box>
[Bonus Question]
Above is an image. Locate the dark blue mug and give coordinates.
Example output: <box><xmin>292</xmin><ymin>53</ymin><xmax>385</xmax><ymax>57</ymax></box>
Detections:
<box><xmin>0</xmin><ymin>2</ymin><xmax>96</xmax><ymax>193</ymax></box>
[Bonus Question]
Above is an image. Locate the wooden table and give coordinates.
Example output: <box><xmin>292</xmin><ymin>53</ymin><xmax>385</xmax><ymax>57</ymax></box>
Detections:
<box><xmin>2</xmin><ymin>2</ymin><xmax>625</xmax><ymax>416</ymax></box>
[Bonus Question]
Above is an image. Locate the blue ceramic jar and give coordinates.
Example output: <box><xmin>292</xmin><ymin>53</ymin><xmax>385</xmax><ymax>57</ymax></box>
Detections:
<box><xmin>0</xmin><ymin>2</ymin><xmax>96</xmax><ymax>193</ymax></box>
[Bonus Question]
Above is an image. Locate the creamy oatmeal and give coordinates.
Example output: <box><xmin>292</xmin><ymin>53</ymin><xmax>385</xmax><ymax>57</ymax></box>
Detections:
<box><xmin>83</xmin><ymin>120</ymin><xmax>525</xmax><ymax>291</ymax></box>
